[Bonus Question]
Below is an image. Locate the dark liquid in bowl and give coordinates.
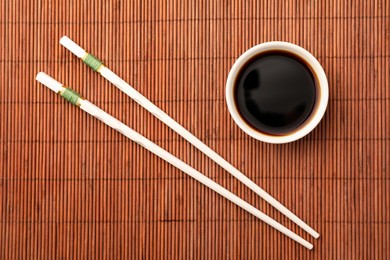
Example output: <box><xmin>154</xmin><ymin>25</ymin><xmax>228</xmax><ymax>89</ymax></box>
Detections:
<box><xmin>234</xmin><ymin>51</ymin><xmax>317</xmax><ymax>135</ymax></box>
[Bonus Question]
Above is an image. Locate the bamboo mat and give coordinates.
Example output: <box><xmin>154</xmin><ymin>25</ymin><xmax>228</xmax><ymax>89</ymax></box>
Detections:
<box><xmin>1</xmin><ymin>0</ymin><xmax>389</xmax><ymax>259</ymax></box>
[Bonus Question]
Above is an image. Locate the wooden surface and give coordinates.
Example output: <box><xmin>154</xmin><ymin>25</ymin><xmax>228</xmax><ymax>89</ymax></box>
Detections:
<box><xmin>1</xmin><ymin>0</ymin><xmax>389</xmax><ymax>259</ymax></box>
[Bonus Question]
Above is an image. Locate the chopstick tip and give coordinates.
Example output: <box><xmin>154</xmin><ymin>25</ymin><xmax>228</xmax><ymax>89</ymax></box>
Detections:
<box><xmin>60</xmin><ymin>36</ymin><xmax>86</xmax><ymax>58</ymax></box>
<box><xmin>59</xmin><ymin>35</ymin><xmax>70</xmax><ymax>44</ymax></box>
<box><xmin>36</xmin><ymin>71</ymin><xmax>45</xmax><ymax>81</ymax></box>
<box><xmin>36</xmin><ymin>72</ymin><xmax>63</xmax><ymax>93</ymax></box>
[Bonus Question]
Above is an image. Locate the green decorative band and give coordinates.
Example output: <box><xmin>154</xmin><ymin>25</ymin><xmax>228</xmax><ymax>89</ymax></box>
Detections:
<box><xmin>60</xmin><ymin>88</ymin><xmax>81</xmax><ymax>106</ymax></box>
<box><xmin>82</xmin><ymin>53</ymin><xmax>103</xmax><ymax>72</ymax></box>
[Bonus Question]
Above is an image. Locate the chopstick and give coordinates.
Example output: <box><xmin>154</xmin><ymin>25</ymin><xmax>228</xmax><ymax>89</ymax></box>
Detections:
<box><xmin>36</xmin><ymin>72</ymin><xmax>313</xmax><ymax>249</ymax></box>
<box><xmin>59</xmin><ymin>36</ymin><xmax>320</xmax><ymax>239</ymax></box>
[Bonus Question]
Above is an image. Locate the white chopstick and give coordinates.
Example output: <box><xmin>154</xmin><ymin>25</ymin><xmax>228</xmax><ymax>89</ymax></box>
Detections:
<box><xmin>36</xmin><ymin>72</ymin><xmax>313</xmax><ymax>249</ymax></box>
<box><xmin>59</xmin><ymin>36</ymin><xmax>319</xmax><ymax>239</ymax></box>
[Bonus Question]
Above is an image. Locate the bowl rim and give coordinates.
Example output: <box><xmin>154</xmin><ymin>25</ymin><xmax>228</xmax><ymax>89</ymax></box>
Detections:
<box><xmin>225</xmin><ymin>41</ymin><xmax>329</xmax><ymax>144</ymax></box>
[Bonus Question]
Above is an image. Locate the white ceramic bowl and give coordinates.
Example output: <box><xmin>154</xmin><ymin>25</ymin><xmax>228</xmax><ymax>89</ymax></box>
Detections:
<box><xmin>226</xmin><ymin>41</ymin><xmax>329</xmax><ymax>144</ymax></box>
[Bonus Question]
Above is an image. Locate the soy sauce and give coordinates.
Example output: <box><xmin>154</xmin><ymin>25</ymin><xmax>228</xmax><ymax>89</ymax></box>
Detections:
<box><xmin>234</xmin><ymin>51</ymin><xmax>317</xmax><ymax>135</ymax></box>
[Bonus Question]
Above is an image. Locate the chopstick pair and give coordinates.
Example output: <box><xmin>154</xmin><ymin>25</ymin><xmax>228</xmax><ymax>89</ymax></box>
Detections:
<box><xmin>36</xmin><ymin>72</ymin><xmax>313</xmax><ymax>249</ymax></box>
<box><xmin>36</xmin><ymin>36</ymin><xmax>319</xmax><ymax>249</ymax></box>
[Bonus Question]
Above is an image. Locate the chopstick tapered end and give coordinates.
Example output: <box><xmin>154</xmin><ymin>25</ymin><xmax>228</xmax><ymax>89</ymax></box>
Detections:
<box><xmin>60</xmin><ymin>36</ymin><xmax>86</xmax><ymax>58</ymax></box>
